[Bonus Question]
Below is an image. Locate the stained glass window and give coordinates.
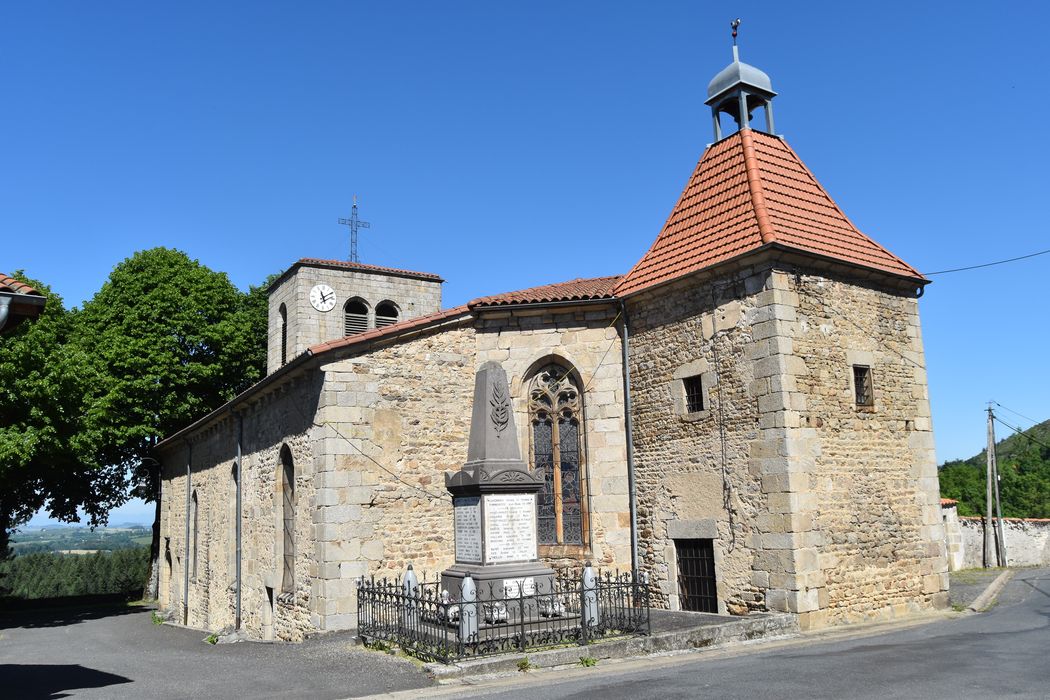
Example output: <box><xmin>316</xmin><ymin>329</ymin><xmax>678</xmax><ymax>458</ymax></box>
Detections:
<box><xmin>528</xmin><ymin>364</ymin><xmax>585</xmax><ymax>546</ymax></box>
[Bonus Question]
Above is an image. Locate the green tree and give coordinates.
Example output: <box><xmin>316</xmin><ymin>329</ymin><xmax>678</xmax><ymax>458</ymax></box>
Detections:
<box><xmin>75</xmin><ymin>248</ymin><xmax>268</xmax><ymax>597</ymax></box>
<box><xmin>0</xmin><ymin>274</ymin><xmax>124</xmax><ymax>562</ymax></box>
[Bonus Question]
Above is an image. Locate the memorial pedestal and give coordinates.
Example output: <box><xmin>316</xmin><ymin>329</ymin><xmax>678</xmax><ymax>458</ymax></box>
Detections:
<box><xmin>441</xmin><ymin>361</ymin><xmax>554</xmax><ymax>600</ymax></box>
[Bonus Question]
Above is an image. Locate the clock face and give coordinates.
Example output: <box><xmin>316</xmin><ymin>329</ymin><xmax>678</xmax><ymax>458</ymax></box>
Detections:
<box><xmin>309</xmin><ymin>284</ymin><xmax>336</xmax><ymax>312</ymax></box>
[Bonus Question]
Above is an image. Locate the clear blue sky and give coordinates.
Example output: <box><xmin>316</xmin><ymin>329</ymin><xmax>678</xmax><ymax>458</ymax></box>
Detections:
<box><xmin>5</xmin><ymin>2</ymin><xmax>1047</xmax><ymax>526</ymax></box>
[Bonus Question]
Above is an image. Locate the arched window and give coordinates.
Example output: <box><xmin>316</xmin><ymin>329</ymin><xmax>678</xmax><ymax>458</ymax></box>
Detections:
<box><xmin>190</xmin><ymin>490</ymin><xmax>199</xmax><ymax>581</ymax></box>
<box><xmin>375</xmin><ymin>301</ymin><xmax>400</xmax><ymax>328</ymax></box>
<box><xmin>280</xmin><ymin>446</ymin><xmax>295</xmax><ymax>593</ymax></box>
<box><xmin>528</xmin><ymin>363</ymin><xmax>585</xmax><ymax>546</ymax></box>
<box><xmin>344</xmin><ymin>298</ymin><xmax>369</xmax><ymax>336</ymax></box>
<box><xmin>278</xmin><ymin>303</ymin><xmax>288</xmax><ymax>365</ymax></box>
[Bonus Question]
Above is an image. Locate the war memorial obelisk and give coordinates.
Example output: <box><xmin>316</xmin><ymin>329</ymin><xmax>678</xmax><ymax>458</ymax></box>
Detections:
<box><xmin>442</xmin><ymin>361</ymin><xmax>555</xmax><ymax>598</ymax></box>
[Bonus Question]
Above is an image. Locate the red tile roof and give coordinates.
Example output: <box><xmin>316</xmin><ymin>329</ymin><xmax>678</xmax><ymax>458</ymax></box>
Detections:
<box><xmin>941</xmin><ymin>498</ymin><xmax>958</xmax><ymax>506</ymax></box>
<box><xmin>469</xmin><ymin>276</ymin><xmax>621</xmax><ymax>308</ymax></box>
<box><xmin>615</xmin><ymin>129</ymin><xmax>925</xmax><ymax>296</ymax></box>
<box><xmin>308</xmin><ymin>304</ymin><xmax>471</xmax><ymax>355</ymax></box>
<box><xmin>0</xmin><ymin>273</ymin><xmax>42</xmax><ymax>296</ymax></box>
<box><xmin>297</xmin><ymin>258</ymin><xmax>443</xmax><ymax>282</ymax></box>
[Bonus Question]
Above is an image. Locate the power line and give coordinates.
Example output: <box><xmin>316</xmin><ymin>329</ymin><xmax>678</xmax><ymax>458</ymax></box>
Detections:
<box><xmin>922</xmin><ymin>248</ymin><xmax>1050</xmax><ymax>276</ymax></box>
<box><xmin>992</xmin><ymin>401</ymin><xmax>1041</xmax><ymax>428</ymax></box>
<box><xmin>992</xmin><ymin>415</ymin><xmax>1050</xmax><ymax>453</ymax></box>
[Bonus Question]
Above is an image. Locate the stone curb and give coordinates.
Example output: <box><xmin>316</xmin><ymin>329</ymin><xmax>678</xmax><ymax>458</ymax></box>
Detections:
<box><xmin>423</xmin><ymin>612</ymin><xmax>799</xmax><ymax>682</ymax></box>
<box><xmin>968</xmin><ymin>569</ymin><xmax>1014</xmax><ymax>612</ymax></box>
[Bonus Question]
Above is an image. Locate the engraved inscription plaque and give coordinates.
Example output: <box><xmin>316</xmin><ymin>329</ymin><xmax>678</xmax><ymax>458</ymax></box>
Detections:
<box><xmin>503</xmin><ymin>577</ymin><xmax>536</xmax><ymax>597</ymax></box>
<box><xmin>483</xmin><ymin>493</ymin><xmax>536</xmax><ymax>563</ymax></box>
<box><xmin>454</xmin><ymin>496</ymin><xmax>482</xmax><ymax>563</ymax></box>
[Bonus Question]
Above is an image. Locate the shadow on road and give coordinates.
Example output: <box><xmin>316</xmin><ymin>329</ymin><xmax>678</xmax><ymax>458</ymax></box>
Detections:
<box><xmin>0</xmin><ymin>601</ymin><xmax>144</xmax><ymax>630</ymax></box>
<box><xmin>1</xmin><ymin>663</ymin><xmax>132</xmax><ymax>699</ymax></box>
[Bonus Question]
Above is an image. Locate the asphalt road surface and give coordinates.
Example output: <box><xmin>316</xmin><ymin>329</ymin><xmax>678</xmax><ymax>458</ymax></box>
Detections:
<box><xmin>425</xmin><ymin>567</ymin><xmax>1050</xmax><ymax>700</ymax></box>
<box><xmin>0</xmin><ymin>605</ymin><xmax>429</xmax><ymax>699</ymax></box>
<box><xmin>3</xmin><ymin>569</ymin><xmax>1046</xmax><ymax>699</ymax></box>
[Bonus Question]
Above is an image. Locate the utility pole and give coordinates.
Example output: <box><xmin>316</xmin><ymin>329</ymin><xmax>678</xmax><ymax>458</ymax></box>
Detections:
<box><xmin>990</xmin><ymin>407</ymin><xmax>1008</xmax><ymax>566</ymax></box>
<box><xmin>985</xmin><ymin>405</ymin><xmax>1008</xmax><ymax>567</ymax></box>
<box><xmin>984</xmin><ymin>405</ymin><xmax>996</xmax><ymax>567</ymax></box>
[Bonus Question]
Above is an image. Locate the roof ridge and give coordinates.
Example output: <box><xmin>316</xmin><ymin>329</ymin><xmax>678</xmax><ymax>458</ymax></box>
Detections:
<box><xmin>740</xmin><ymin>129</ymin><xmax>777</xmax><ymax>245</ymax></box>
<box><xmin>772</xmin><ymin>136</ymin><xmax>924</xmax><ymax>279</ymax></box>
<box><xmin>614</xmin><ymin>148</ymin><xmax>710</xmax><ymax>296</ymax></box>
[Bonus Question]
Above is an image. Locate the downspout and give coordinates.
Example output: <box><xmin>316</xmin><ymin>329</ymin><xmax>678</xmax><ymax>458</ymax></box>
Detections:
<box><xmin>183</xmin><ymin>442</ymin><xmax>192</xmax><ymax>625</ymax></box>
<box><xmin>618</xmin><ymin>299</ymin><xmax>639</xmax><ymax>573</ymax></box>
<box><xmin>235</xmin><ymin>414</ymin><xmax>243</xmax><ymax>629</ymax></box>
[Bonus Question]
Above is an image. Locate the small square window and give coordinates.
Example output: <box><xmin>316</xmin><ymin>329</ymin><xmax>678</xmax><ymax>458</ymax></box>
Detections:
<box><xmin>684</xmin><ymin>375</ymin><xmax>705</xmax><ymax>413</ymax></box>
<box><xmin>853</xmin><ymin>365</ymin><xmax>873</xmax><ymax>407</ymax></box>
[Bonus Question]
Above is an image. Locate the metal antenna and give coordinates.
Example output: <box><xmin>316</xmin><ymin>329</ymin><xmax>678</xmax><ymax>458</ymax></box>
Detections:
<box><xmin>731</xmin><ymin>18</ymin><xmax>741</xmax><ymax>61</ymax></box>
<box><xmin>338</xmin><ymin>195</ymin><xmax>371</xmax><ymax>263</ymax></box>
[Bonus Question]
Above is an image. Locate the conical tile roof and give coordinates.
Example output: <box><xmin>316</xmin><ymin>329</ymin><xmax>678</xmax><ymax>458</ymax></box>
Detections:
<box><xmin>616</xmin><ymin>129</ymin><xmax>924</xmax><ymax>296</ymax></box>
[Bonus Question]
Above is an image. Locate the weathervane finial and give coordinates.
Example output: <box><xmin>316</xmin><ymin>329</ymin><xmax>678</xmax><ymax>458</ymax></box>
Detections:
<box><xmin>731</xmin><ymin>18</ymin><xmax>741</xmax><ymax>46</ymax></box>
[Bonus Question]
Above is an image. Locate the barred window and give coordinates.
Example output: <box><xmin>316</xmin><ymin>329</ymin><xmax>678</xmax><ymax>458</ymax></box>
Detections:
<box><xmin>344</xmin><ymin>299</ymin><xmax>369</xmax><ymax>336</ymax></box>
<box><xmin>853</xmin><ymin>365</ymin><xmax>874</xmax><ymax>407</ymax></box>
<box><xmin>683</xmin><ymin>375</ymin><xmax>704</xmax><ymax>413</ymax></box>
<box><xmin>529</xmin><ymin>364</ymin><xmax>585</xmax><ymax>546</ymax></box>
<box><xmin>375</xmin><ymin>301</ymin><xmax>399</xmax><ymax>328</ymax></box>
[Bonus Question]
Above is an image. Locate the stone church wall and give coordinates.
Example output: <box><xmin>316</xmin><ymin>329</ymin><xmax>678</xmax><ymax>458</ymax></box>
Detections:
<box><xmin>626</xmin><ymin>266</ymin><xmax>771</xmax><ymax>615</ymax></box>
<box><xmin>310</xmin><ymin>323</ymin><xmax>478</xmax><ymax>631</ymax></box>
<box><xmin>626</xmin><ymin>264</ymin><xmax>946</xmax><ymax>628</ymax></box>
<box><xmin>158</xmin><ymin>373</ymin><xmax>322</xmax><ymax>641</ymax></box>
<box><xmin>475</xmin><ymin>305</ymin><xmax>632</xmax><ymax>571</ymax></box>
<box><xmin>782</xmin><ymin>269</ymin><xmax>946</xmax><ymax>626</ymax></box>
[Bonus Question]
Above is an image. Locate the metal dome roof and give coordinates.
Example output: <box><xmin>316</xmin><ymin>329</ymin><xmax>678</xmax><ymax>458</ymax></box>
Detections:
<box><xmin>706</xmin><ymin>59</ymin><xmax>775</xmax><ymax>100</ymax></box>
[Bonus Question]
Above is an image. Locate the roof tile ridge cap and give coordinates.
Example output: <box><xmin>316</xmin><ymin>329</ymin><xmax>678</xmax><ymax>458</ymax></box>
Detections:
<box><xmin>775</xmin><ymin>136</ymin><xmax>926</xmax><ymax>280</ymax></box>
<box><xmin>739</xmin><ymin>129</ymin><xmax>777</xmax><ymax>245</ymax></box>
<box><xmin>474</xmin><ymin>274</ymin><xmax>623</xmax><ymax>307</ymax></box>
<box><xmin>615</xmin><ymin>143</ymin><xmax>719</xmax><ymax>295</ymax></box>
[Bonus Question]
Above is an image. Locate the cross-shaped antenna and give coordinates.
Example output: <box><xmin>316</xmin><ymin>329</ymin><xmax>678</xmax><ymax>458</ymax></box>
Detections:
<box><xmin>338</xmin><ymin>195</ymin><xmax>371</xmax><ymax>263</ymax></box>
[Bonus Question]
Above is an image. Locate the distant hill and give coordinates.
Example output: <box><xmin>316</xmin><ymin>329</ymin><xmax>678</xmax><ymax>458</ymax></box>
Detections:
<box><xmin>939</xmin><ymin>418</ymin><xmax>1050</xmax><ymax>518</ymax></box>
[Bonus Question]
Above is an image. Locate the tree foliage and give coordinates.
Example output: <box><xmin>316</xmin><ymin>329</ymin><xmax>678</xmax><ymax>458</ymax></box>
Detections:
<box><xmin>76</xmin><ymin>248</ymin><xmax>268</xmax><ymax>477</ymax></box>
<box><xmin>939</xmin><ymin>419</ymin><xmax>1050</xmax><ymax>518</ymax></box>
<box><xmin>0</xmin><ymin>274</ymin><xmax>124</xmax><ymax>557</ymax></box>
<box><xmin>0</xmin><ymin>251</ymin><xmax>270</xmax><ymax>575</ymax></box>
<box><xmin>0</xmin><ymin>547</ymin><xmax>149</xmax><ymax>600</ymax></box>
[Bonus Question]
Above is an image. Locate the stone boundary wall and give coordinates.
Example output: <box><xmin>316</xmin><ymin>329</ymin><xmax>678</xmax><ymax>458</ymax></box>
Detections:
<box><xmin>959</xmin><ymin>517</ymin><xmax>1050</xmax><ymax>568</ymax></box>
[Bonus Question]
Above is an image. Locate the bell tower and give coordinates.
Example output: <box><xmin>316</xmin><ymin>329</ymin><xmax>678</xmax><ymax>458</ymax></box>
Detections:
<box><xmin>705</xmin><ymin>20</ymin><xmax>777</xmax><ymax>140</ymax></box>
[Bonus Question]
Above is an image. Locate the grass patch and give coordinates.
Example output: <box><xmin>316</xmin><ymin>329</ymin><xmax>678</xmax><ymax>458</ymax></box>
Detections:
<box><xmin>579</xmin><ymin>656</ymin><xmax>598</xmax><ymax>667</ymax></box>
<box><xmin>517</xmin><ymin>656</ymin><xmax>535</xmax><ymax>673</ymax></box>
<box><xmin>151</xmin><ymin>611</ymin><xmax>165</xmax><ymax>625</ymax></box>
<box><xmin>204</xmin><ymin>633</ymin><xmax>219</xmax><ymax>645</ymax></box>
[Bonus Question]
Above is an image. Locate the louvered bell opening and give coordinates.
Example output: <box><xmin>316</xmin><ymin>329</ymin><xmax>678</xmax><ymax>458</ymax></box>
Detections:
<box><xmin>344</xmin><ymin>300</ymin><xmax>369</xmax><ymax>336</ymax></box>
<box><xmin>374</xmin><ymin>302</ymin><xmax>399</xmax><ymax>329</ymax></box>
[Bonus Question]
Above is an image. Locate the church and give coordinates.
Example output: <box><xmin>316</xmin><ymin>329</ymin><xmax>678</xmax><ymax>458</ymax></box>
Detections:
<box><xmin>156</xmin><ymin>47</ymin><xmax>948</xmax><ymax>641</ymax></box>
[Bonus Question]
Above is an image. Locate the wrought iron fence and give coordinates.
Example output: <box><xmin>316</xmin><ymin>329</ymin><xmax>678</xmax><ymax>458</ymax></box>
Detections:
<box><xmin>357</xmin><ymin>565</ymin><xmax>651</xmax><ymax>663</ymax></box>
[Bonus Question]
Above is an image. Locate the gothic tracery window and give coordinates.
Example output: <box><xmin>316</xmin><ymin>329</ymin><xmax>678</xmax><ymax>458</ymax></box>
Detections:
<box><xmin>528</xmin><ymin>364</ymin><xmax>585</xmax><ymax>546</ymax></box>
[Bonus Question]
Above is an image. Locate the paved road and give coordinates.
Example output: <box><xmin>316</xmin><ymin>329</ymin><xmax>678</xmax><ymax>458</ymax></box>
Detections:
<box><xmin>421</xmin><ymin>568</ymin><xmax>1050</xmax><ymax>700</ymax></box>
<box><xmin>0</xmin><ymin>605</ymin><xmax>430</xmax><ymax>699</ymax></box>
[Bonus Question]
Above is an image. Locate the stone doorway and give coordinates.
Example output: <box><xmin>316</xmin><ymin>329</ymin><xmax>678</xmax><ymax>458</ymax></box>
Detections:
<box><xmin>675</xmin><ymin>538</ymin><xmax>718</xmax><ymax>613</ymax></box>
